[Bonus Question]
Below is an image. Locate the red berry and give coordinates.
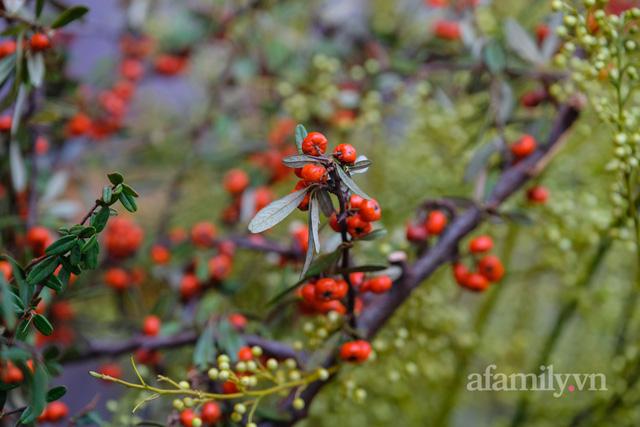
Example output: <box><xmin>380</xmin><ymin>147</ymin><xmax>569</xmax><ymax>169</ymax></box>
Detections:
<box><xmin>434</xmin><ymin>20</ymin><xmax>461</xmax><ymax>40</ymax></box>
<box><xmin>0</xmin><ymin>115</ymin><xmax>11</xmax><ymax>132</ymax></box>
<box><xmin>66</xmin><ymin>113</ymin><xmax>92</xmax><ymax>136</ymax></box>
<box><xmin>104</xmin><ymin>268</ymin><xmax>130</xmax><ymax>291</ymax></box>
<box><xmin>333</xmin><ymin>143</ymin><xmax>357</xmax><ymax>164</ymax></box>
<box><xmin>469</xmin><ymin>235</ymin><xmax>494</xmax><ymax>253</ymax></box>
<box><xmin>299</xmin><ymin>283</ymin><xmax>317</xmax><ymax>304</ymax></box>
<box><xmin>340</xmin><ymin>340</ymin><xmax>371</xmax><ymax>363</ymax></box>
<box><xmin>527</xmin><ymin>185</ymin><xmax>549</xmax><ymax>204</ymax></box>
<box><xmin>349</xmin><ymin>194</ymin><xmax>364</xmax><ymax>209</ymax></box>
<box><xmin>452</xmin><ymin>263</ymin><xmax>469</xmax><ymax>285</ymax></box>
<box><xmin>536</xmin><ymin>24</ymin><xmax>550</xmax><ymax>43</ymax></box>
<box><xmin>142</xmin><ymin>315</ymin><xmax>161</xmax><ymax>336</ymax></box>
<box><xmin>222</xmin><ymin>380</ymin><xmax>238</xmax><ymax>394</ymax></box>
<box><xmin>359</xmin><ymin>199</ymin><xmax>381</xmax><ymax>222</ymax></box>
<box><xmin>150</xmin><ymin>244</ymin><xmax>171</xmax><ymax>264</ymax></box>
<box><xmin>0</xmin><ymin>40</ymin><xmax>16</xmax><ymax>58</ymax></box>
<box><xmin>300</xmin><ymin>164</ymin><xmax>327</xmax><ymax>183</ymax></box>
<box><xmin>228</xmin><ymin>313</ymin><xmax>247</xmax><ymax>330</ymax></box>
<box><xmin>425</xmin><ymin>210</ymin><xmax>447</xmax><ymax>235</ymax></box>
<box><xmin>301</xmin><ymin>132</ymin><xmax>328</xmax><ymax>156</ymax></box>
<box><xmin>180</xmin><ymin>274</ymin><xmax>200</xmax><ymax>299</ymax></box>
<box><xmin>45</xmin><ymin>401</ymin><xmax>69</xmax><ymax>422</ymax></box>
<box><xmin>406</xmin><ymin>222</ymin><xmax>428</xmax><ymax>242</ymax></box>
<box><xmin>462</xmin><ymin>273</ymin><xmax>490</xmax><ymax>292</ymax></box>
<box><xmin>315</xmin><ymin>278</ymin><xmax>348</xmax><ymax>301</ymax></box>
<box><xmin>30</xmin><ymin>33</ymin><xmax>51</xmax><ymax>51</ymax></box>
<box><xmin>346</xmin><ymin>214</ymin><xmax>372</xmax><ymax>238</ymax></box>
<box><xmin>478</xmin><ymin>255</ymin><xmax>505</xmax><ymax>282</ymax></box>
<box><xmin>223</xmin><ymin>169</ymin><xmax>250</xmax><ymax>194</ymax></box>
<box><xmin>180</xmin><ymin>409</ymin><xmax>196</xmax><ymax>427</ymax></box>
<box><xmin>365</xmin><ymin>275</ymin><xmax>393</xmax><ymax>294</ymax></box>
<box><xmin>208</xmin><ymin>254</ymin><xmax>232</xmax><ymax>281</ymax></box>
<box><xmin>237</xmin><ymin>346</ymin><xmax>253</xmax><ymax>361</ymax></box>
<box><xmin>254</xmin><ymin>187</ymin><xmax>274</xmax><ymax>211</ymax></box>
<box><xmin>98</xmin><ymin>363</ymin><xmax>122</xmax><ymax>380</ymax></box>
<box><xmin>154</xmin><ymin>54</ymin><xmax>188</xmax><ymax>76</ymax></box>
<box><xmin>329</xmin><ymin>213</ymin><xmax>342</xmax><ymax>232</ymax></box>
<box><xmin>200</xmin><ymin>402</ymin><xmax>222</xmax><ymax>424</ymax></box>
<box><xmin>520</xmin><ymin>89</ymin><xmax>547</xmax><ymax>108</ymax></box>
<box><xmin>191</xmin><ymin>222</ymin><xmax>217</xmax><ymax>247</ymax></box>
<box><xmin>511</xmin><ymin>134</ymin><xmax>537</xmax><ymax>159</ymax></box>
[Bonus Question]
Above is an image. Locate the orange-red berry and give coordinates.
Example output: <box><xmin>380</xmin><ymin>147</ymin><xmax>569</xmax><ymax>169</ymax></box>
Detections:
<box><xmin>333</xmin><ymin>143</ymin><xmax>357</xmax><ymax>164</ymax></box>
<box><xmin>142</xmin><ymin>315</ymin><xmax>161</xmax><ymax>336</ymax></box>
<box><xmin>425</xmin><ymin>210</ymin><xmax>447</xmax><ymax>235</ymax></box>
<box><xmin>527</xmin><ymin>185</ymin><xmax>549</xmax><ymax>204</ymax></box>
<box><xmin>104</xmin><ymin>268</ymin><xmax>130</xmax><ymax>291</ymax></box>
<box><xmin>346</xmin><ymin>214</ymin><xmax>372</xmax><ymax>238</ymax></box>
<box><xmin>180</xmin><ymin>274</ymin><xmax>200</xmax><ymax>299</ymax></box>
<box><xmin>359</xmin><ymin>199</ymin><xmax>381</xmax><ymax>222</ymax></box>
<box><xmin>315</xmin><ymin>278</ymin><xmax>348</xmax><ymax>301</ymax></box>
<box><xmin>365</xmin><ymin>275</ymin><xmax>393</xmax><ymax>294</ymax></box>
<box><xmin>300</xmin><ymin>164</ymin><xmax>327</xmax><ymax>183</ymax></box>
<box><xmin>237</xmin><ymin>346</ymin><xmax>253</xmax><ymax>361</ymax></box>
<box><xmin>477</xmin><ymin>255</ymin><xmax>505</xmax><ymax>282</ymax></box>
<box><xmin>30</xmin><ymin>33</ymin><xmax>51</xmax><ymax>51</ymax></box>
<box><xmin>469</xmin><ymin>235</ymin><xmax>493</xmax><ymax>253</ymax></box>
<box><xmin>301</xmin><ymin>132</ymin><xmax>328</xmax><ymax>156</ymax></box>
<box><xmin>223</xmin><ymin>169</ymin><xmax>250</xmax><ymax>195</ymax></box>
<box><xmin>200</xmin><ymin>402</ymin><xmax>222</xmax><ymax>424</ymax></box>
<box><xmin>340</xmin><ymin>340</ymin><xmax>371</xmax><ymax>363</ymax></box>
<box><xmin>191</xmin><ymin>222</ymin><xmax>217</xmax><ymax>247</ymax></box>
<box><xmin>511</xmin><ymin>134</ymin><xmax>537</xmax><ymax>159</ymax></box>
<box><xmin>434</xmin><ymin>20</ymin><xmax>461</xmax><ymax>40</ymax></box>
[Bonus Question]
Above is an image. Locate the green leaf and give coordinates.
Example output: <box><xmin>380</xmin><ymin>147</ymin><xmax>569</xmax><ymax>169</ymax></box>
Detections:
<box><xmin>464</xmin><ymin>137</ymin><xmax>501</xmax><ymax>183</ymax></box>
<box><xmin>26</xmin><ymin>52</ymin><xmax>44</xmax><ymax>87</ymax></box>
<box><xmin>81</xmin><ymin>235</ymin><xmax>97</xmax><ymax>253</ymax></box>
<box><xmin>20</xmin><ymin>363</ymin><xmax>48</xmax><ymax>423</ymax></box>
<box><xmin>281</xmin><ymin>154</ymin><xmax>320</xmax><ymax>168</ymax></box>
<box><xmin>102</xmin><ymin>186</ymin><xmax>112</xmax><ymax>204</ymax></box>
<box><xmin>119</xmin><ymin>192</ymin><xmax>137</xmax><ymax>212</ymax></box>
<box><xmin>294</xmin><ymin>124</ymin><xmax>307</xmax><ymax>154</ymax></box>
<box><xmin>82</xmin><ymin>240</ymin><xmax>99</xmax><ymax>270</ymax></box>
<box><xmin>309</xmin><ymin>195</ymin><xmax>320</xmax><ymax>253</ymax></box>
<box><xmin>107</xmin><ymin>172</ymin><xmax>124</xmax><ymax>185</ymax></box>
<box><xmin>26</xmin><ymin>256</ymin><xmax>59</xmax><ymax>285</ymax></box>
<box><xmin>51</xmin><ymin>6</ymin><xmax>89</xmax><ymax>29</ymax></box>
<box><xmin>60</xmin><ymin>256</ymin><xmax>81</xmax><ymax>275</ymax></box>
<box><xmin>0</xmin><ymin>275</ymin><xmax>16</xmax><ymax>329</ymax></box>
<box><xmin>0</xmin><ymin>55</ymin><xmax>15</xmax><ymax>86</ymax></box>
<box><xmin>193</xmin><ymin>323</ymin><xmax>216</xmax><ymax>369</ymax></box>
<box><xmin>45</xmin><ymin>275</ymin><xmax>63</xmax><ymax>292</ymax></box>
<box><xmin>46</xmin><ymin>386</ymin><xmax>67</xmax><ymax>402</ymax></box>
<box><xmin>33</xmin><ymin>314</ymin><xmax>53</xmax><ymax>336</ymax></box>
<box><xmin>78</xmin><ymin>226</ymin><xmax>96</xmax><ymax>238</ymax></box>
<box><xmin>36</xmin><ymin>0</ymin><xmax>45</xmax><ymax>17</ymax></box>
<box><xmin>484</xmin><ymin>39</ymin><xmax>506</xmax><ymax>73</ymax></box>
<box><xmin>349</xmin><ymin>158</ymin><xmax>372</xmax><ymax>173</ymax></box>
<box><xmin>45</xmin><ymin>234</ymin><xmax>77</xmax><ymax>256</ymax></box>
<box><xmin>335</xmin><ymin>165</ymin><xmax>371</xmax><ymax>199</ymax></box>
<box><xmin>217</xmin><ymin>319</ymin><xmax>243</xmax><ymax>362</ymax></box>
<box><xmin>504</xmin><ymin>19</ymin><xmax>543</xmax><ymax>64</ymax></box>
<box><xmin>122</xmin><ymin>184</ymin><xmax>139</xmax><ymax>197</ymax></box>
<box><xmin>91</xmin><ymin>206</ymin><xmax>110</xmax><ymax>232</ymax></box>
<box><xmin>316</xmin><ymin>190</ymin><xmax>334</xmax><ymax>217</ymax></box>
<box><xmin>248</xmin><ymin>188</ymin><xmax>309</xmax><ymax>233</ymax></box>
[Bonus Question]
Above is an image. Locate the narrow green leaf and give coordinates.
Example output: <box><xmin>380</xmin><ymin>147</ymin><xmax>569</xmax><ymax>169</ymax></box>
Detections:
<box><xmin>44</xmin><ymin>234</ymin><xmax>77</xmax><ymax>256</ymax></box>
<box><xmin>51</xmin><ymin>6</ymin><xmax>89</xmax><ymax>29</ymax></box>
<box><xmin>26</xmin><ymin>256</ymin><xmax>59</xmax><ymax>285</ymax></box>
<box><xmin>107</xmin><ymin>172</ymin><xmax>124</xmax><ymax>185</ymax></box>
<box><xmin>335</xmin><ymin>165</ymin><xmax>371</xmax><ymax>199</ymax></box>
<box><xmin>102</xmin><ymin>186</ymin><xmax>112</xmax><ymax>204</ymax></box>
<box><xmin>294</xmin><ymin>124</ymin><xmax>307</xmax><ymax>154</ymax></box>
<box><xmin>33</xmin><ymin>314</ymin><xmax>53</xmax><ymax>336</ymax></box>
<box><xmin>193</xmin><ymin>323</ymin><xmax>216</xmax><ymax>369</ymax></box>
<box><xmin>281</xmin><ymin>154</ymin><xmax>320</xmax><ymax>168</ymax></box>
<box><xmin>36</xmin><ymin>0</ymin><xmax>45</xmax><ymax>17</ymax></box>
<box><xmin>45</xmin><ymin>275</ymin><xmax>63</xmax><ymax>292</ymax></box>
<box><xmin>248</xmin><ymin>188</ymin><xmax>308</xmax><ymax>233</ymax></box>
<box><xmin>91</xmin><ymin>206</ymin><xmax>110</xmax><ymax>232</ymax></box>
<box><xmin>46</xmin><ymin>386</ymin><xmax>67</xmax><ymax>402</ymax></box>
<box><xmin>309</xmin><ymin>195</ymin><xmax>320</xmax><ymax>253</ymax></box>
<box><xmin>316</xmin><ymin>190</ymin><xmax>334</xmax><ymax>217</ymax></box>
<box><xmin>122</xmin><ymin>184</ymin><xmax>139</xmax><ymax>197</ymax></box>
<box><xmin>0</xmin><ymin>275</ymin><xmax>16</xmax><ymax>329</ymax></box>
<box><xmin>119</xmin><ymin>192</ymin><xmax>137</xmax><ymax>212</ymax></box>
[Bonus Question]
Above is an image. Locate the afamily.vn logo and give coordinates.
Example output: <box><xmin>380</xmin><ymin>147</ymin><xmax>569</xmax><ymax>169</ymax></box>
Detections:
<box><xmin>467</xmin><ymin>365</ymin><xmax>607</xmax><ymax>397</ymax></box>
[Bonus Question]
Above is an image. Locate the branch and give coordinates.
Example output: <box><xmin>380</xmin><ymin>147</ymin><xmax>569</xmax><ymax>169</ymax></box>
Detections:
<box><xmin>267</xmin><ymin>102</ymin><xmax>581</xmax><ymax>426</ymax></box>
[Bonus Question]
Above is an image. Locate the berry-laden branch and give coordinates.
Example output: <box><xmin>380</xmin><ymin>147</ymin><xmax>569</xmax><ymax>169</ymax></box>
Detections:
<box><xmin>0</xmin><ymin>172</ymin><xmax>139</xmax><ymax>424</ymax></box>
<box><xmin>269</xmin><ymin>103</ymin><xmax>581</xmax><ymax>426</ymax></box>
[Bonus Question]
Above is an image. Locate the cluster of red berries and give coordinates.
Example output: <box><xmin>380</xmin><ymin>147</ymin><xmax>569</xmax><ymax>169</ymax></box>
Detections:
<box><xmin>406</xmin><ymin>209</ymin><xmax>448</xmax><ymax>243</ymax></box>
<box><xmin>452</xmin><ymin>235</ymin><xmax>504</xmax><ymax>292</ymax></box>
<box><xmin>298</xmin><ymin>272</ymin><xmax>392</xmax><ymax>315</ymax></box>
<box><xmin>105</xmin><ymin>217</ymin><xmax>144</xmax><ymax>258</ymax></box>
<box><xmin>0</xmin><ymin>360</ymin><xmax>30</xmax><ymax>384</ymax></box>
<box><xmin>327</xmin><ymin>194</ymin><xmax>381</xmax><ymax>238</ymax></box>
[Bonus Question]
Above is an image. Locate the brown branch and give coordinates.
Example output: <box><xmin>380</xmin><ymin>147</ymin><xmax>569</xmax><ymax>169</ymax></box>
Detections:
<box><xmin>62</xmin><ymin>331</ymin><xmax>303</xmax><ymax>365</ymax></box>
